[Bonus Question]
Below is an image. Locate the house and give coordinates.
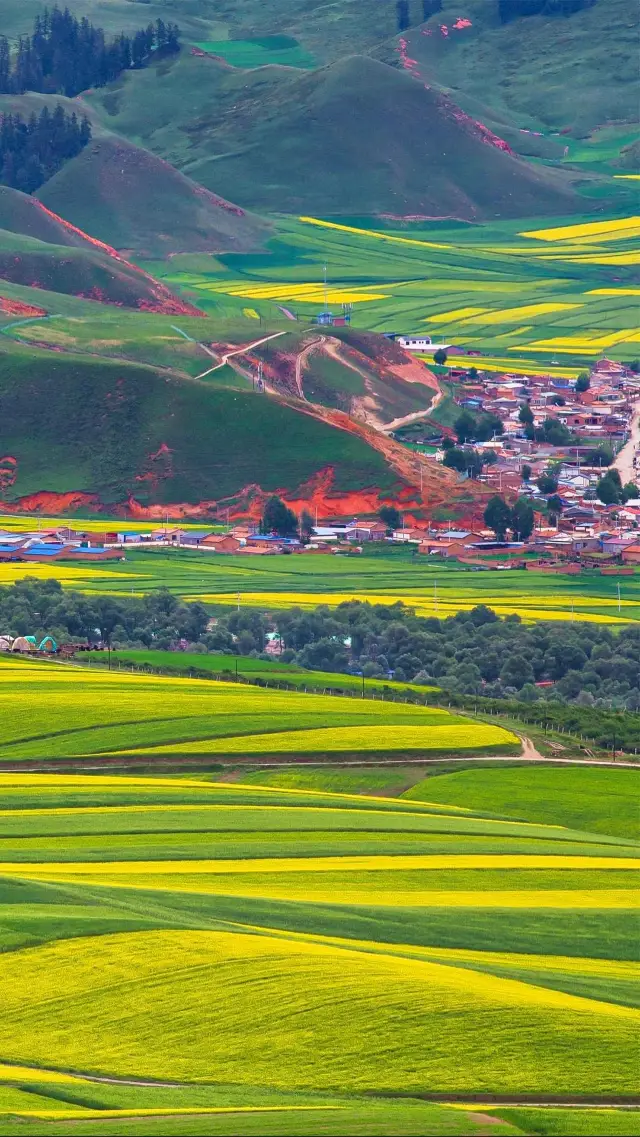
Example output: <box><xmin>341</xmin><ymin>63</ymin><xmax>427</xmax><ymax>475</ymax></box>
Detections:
<box><xmin>621</xmin><ymin>544</ymin><xmax>640</xmax><ymax>564</ymax></box>
<box><xmin>199</xmin><ymin>534</ymin><xmax>242</xmax><ymax>553</ymax></box>
<box><xmin>345</xmin><ymin>523</ymin><xmax>387</xmax><ymax>542</ymax></box>
<box><xmin>394</xmin><ymin>336</ymin><xmax>452</xmax><ymax>353</ymax></box>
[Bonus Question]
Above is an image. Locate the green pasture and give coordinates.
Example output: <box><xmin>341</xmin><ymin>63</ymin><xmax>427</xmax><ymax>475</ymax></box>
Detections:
<box><xmin>5</xmin><ymin>546</ymin><xmax>635</xmax><ymax>625</ymax></box>
<box><xmin>195</xmin><ymin>37</ymin><xmax>315</xmax><ymax>69</ymax></box>
<box><xmin>84</xmin><ymin>648</ymin><xmax>438</xmax><ymax>698</ymax></box>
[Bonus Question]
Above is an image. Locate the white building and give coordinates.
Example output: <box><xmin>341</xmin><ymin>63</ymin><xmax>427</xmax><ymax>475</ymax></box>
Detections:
<box><xmin>396</xmin><ymin>336</ymin><xmax>453</xmax><ymax>352</ymax></box>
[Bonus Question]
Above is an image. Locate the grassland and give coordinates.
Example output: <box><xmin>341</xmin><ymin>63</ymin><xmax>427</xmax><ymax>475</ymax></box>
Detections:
<box><xmin>2</xmin><ymin>546</ymin><xmax>635</xmax><ymax>625</ymax></box>
<box><xmin>0</xmin><ymin>656</ymin><xmax>516</xmax><ymax>762</ymax></box>
<box><xmin>0</xmin><ymin>761</ymin><xmax>636</xmax><ymax>1136</ymax></box>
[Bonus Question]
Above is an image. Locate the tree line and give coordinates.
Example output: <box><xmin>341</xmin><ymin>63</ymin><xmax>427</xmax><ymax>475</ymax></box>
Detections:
<box><xmin>0</xmin><ymin>105</ymin><xmax>91</xmax><ymax>194</ymax></box>
<box><xmin>2</xmin><ymin>579</ymin><xmax>638</xmax><ymax>715</ymax></box>
<box><xmin>0</xmin><ymin>7</ymin><xmax>180</xmax><ymax>98</ymax></box>
<box><xmin>396</xmin><ymin>1</ymin><xmax>442</xmax><ymax>32</ymax></box>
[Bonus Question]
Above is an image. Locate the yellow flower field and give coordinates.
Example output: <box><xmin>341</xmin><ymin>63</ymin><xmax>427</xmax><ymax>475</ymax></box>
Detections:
<box><xmin>188</xmin><ymin>590</ymin><xmax>634</xmax><ymax>624</ymax></box>
<box><xmin>520</xmin><ymin>217</ymin><xmax>640</xmax><ymax>241</ymax></box>
<box><xmin>459</xmin><ymin>303</ymin><xmax>581</xmax><ymax>323</ymax></box>
<box><xmin>120</xmin><ymin>723</ymin><xmax>518</xmax><ymax>756</ymax></box>
<box><xmin>425</xmin><ymin>306</ymin><xmax>489</xmax><ymax>321</ymax></box>
<box><xmin>0</xmin><ymin>928</ymin><xmax>636</xmax><ymax>1093</ymax></box>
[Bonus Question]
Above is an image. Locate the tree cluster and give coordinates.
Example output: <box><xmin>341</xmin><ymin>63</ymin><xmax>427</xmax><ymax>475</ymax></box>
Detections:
<box><xmin>3</xmin><ymin>579</ymin><xmax>639</xmax><ymax>714</ymax></box>
<box><xmin>0</xmin><ymin>105</ymin><xmax>90</xmax><ymax>194</ymax></box>
<box><xmin>455</xmin><ymin>410</ymin><xmax>504</xmax><ymax>444</ymax></box>
<box><xmin>596</xmin><ymin>468</ymin><xmax>638</xmax><ymax>506</ymax></box>
<box><xmin>260</xmin><ymin>495</ymin><xmax>314</xmax><ymax>541</ymax></box>
<box><xmin>0</xmin><ymin>7</ymin><xmax>180</xmax><ymax>99</ymax></box>
<box><xmin>266</xmin><ymin>599</ymin><xmax>640</xmax><ymax>711</ymax></box>
<box><xmin>443</xmin><ymin>446</ymin><xmax>495</xmax><ymax>479</ymax></box>
<box><xmin>484</xmin><ymin>494</ymin><xmax>534</xmax><ymax>540</ymax></box>
<box><xmin>0</xmin><ymin>577</ymin><xmax>208</xmax><ymax>651</ymax></box>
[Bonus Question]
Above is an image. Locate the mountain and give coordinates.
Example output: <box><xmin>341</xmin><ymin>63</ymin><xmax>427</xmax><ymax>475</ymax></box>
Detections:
<box><xmin>85</xmin><ymin>52</ymin><xmax>585</xmax><ymax>219</ymax></box>
<box><xmin>36</xmin><ymin>133</ymin><xmax>269</xmax><ymax>257</ymax></box>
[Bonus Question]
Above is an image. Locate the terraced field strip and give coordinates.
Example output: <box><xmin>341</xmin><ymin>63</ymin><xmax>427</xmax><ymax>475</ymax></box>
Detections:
<box><xmin>1</xmin><ymin>767</ymin><xmax>637</xmax><ymax>1105</ymax></box>
<box><xmin>0</xmin><ymin>659</ymin><xmax>516</xmax><ymax>760</ymax></box>
<box><xmin>0</xmin><ymin>549</ymin><xmax>637</xmax><ymax>626</ymax></box>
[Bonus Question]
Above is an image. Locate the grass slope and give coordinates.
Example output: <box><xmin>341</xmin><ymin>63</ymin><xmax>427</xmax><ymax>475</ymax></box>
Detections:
<box><xmin>86</xmin><ymin>53</ymin><xmax>585</xmax><ymax>219</ymax></box>
<box><xmin>396</xmin><ymin>0</ymin><xmax>639</xmax><ymax>139</ymax></box>
<box><xmin>35</xmin><ymin>134</ymin><xmax>268</xmax><ymax>258</ymax></box>
<box><xmin>405</xmin><ymin>766</ymin><xmax>640</xmax><ymax>841</ymax></box>
<box><xmin>0</xmin><ymin>767</ymin><xmax>636</xmax><ymax>1119</ymax></box>
<box><xmin>0</xmin><ymin>657</ymin><xmax>514</xmax><ymax>760</ymax></box>
<box><xmin>0</xmin><ymin>228</ymin><xmax>194</xmax><ymax>313</ymax></box>
<box><xmin>0</xmin><ymin>340</ymin><xmax>399</xmax><ymax>506</ymax></box>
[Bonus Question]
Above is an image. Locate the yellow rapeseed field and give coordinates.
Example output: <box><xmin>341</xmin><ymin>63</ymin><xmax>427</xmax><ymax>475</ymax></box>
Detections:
<box><xmin>0</xmin><ymin>928</ymin><xmax>636</xmax><ymax>1095</ymax></box>
<box><xmin>460</xmin><ymin>303</ymin><xmax>581</xmax><ymax>323</ymax></box>
<box><xmin>298</xmin><ymin>216</ymin><xmax>451</xmax><ymax>250</ymax></box>
<box><xmin>520</xmin><ymin>217</ymin><xmax>640</xmax><ymax>241</ymax></box>
<box><xmin>425</xmin><ymin>307</ymin><xmax>489</xmax><ymax>321</ymax></box>
<box><xmin>119</xmin><ymin>723</ymin><xmax>517</xmax><ymax>755</ymax></box>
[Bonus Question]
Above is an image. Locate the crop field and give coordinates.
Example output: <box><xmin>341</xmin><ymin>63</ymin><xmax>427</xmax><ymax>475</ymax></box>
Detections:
<box><xmin>0</xmin><ymin>657</ymin><xmax>515</xmax><ymax>762</ymax></box>
<box><xmin>0</xmin><ymin>762</ymin><xmax>637</xmax><ymax>1135</ymax></box>
<box><xmin>157</xmin><ymin>213</ymin><xmax>640</xmax><ymax>370</ymax></box>
<box><xmin>2</xmin><ymin>548</ymin><xmax>635</xmax><ymax>625</ymax></box>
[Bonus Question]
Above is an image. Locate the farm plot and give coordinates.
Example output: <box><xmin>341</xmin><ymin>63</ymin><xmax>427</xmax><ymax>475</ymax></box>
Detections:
<box><xmin>1</xmin><ymin>548</ymin><xmax>637</xmax><ymax>625</ymax></box>
<box><xmin>160</xmin><ymin>212</ymin><xmax>640</xmax><ymax>369</ymax></box>
<box><xmin>0</xmin><ymin>657</ymin><xmax>516</xmax><ymax>761</ymax></box>
<box><xmin>0</xmin><ymin>766</ymin><xmax>637</xmax><ymax>1118</ymax></box>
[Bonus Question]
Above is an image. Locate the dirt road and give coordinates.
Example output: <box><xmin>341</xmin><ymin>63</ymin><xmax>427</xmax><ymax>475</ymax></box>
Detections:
<box><xmin>194</xmin><ymin>331</ymin><xmax>287</xmax><ymax>380</ymax></box>
<box><xmin>613</xmin><ymin>397</ymin><xmax>640</xmax><ymax>486</ymax></box>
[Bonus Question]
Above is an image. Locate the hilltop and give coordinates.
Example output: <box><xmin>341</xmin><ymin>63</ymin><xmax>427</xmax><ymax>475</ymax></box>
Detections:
<box><xmin>85</xmin><ymin>52</ymin><xmax>586</xmax><ymax>220</ymax></box>
<box><xmin>0</xmin><ymin>92</ymin><xmax>268</xmax><ymax>258</ymax></box>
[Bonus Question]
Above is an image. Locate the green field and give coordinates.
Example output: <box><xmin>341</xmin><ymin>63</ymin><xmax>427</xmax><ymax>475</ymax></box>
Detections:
<box><xmin>0</xmin><ymin>761</ymin><xmax>637</xmax><ymax>1136</ymax></box>
<box><xmin>83</xmin><ymin>648</ymin><xmax>439</xmax><ymax>698</ymax></box>
<box><xmin>1</xmin><ymin>547</ymin><xmax>635</xmax><ymax>625</ymax></box>
<box><xmin>0</xmin><ymin>656</ymin><xmax>515</xmax><ymax>762</ymax></box>
<box><xmin>195</xmin><ymin>37</ymin><xmax>315</xmax><ymax>69</ymax></box>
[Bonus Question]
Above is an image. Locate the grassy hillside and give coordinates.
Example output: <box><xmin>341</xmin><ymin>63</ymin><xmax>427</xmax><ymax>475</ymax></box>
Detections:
<box><xmin>0</xmin><ymin>228</ymin><xmax>202</xmax><ymax>313</ymax></box>
<box><xmin>0</xmin><ymin>187</ymin><xmax>104</xmax><ymax>250</ymax></box>
<box><xmin>0</xmin><ymin>339</ymin><xmax>403</xmax><ymax>509</ymax></box>
<box><xmin>36</xmin><ymin>134</ymin><xmax>268</xmax><ymax>257</ymax></box>
<box><xmin>85</xmin><ymin>53</ymin><xmax>585</xmax><ymax>219</ymax></box>
<box><xmin>392</xmin><ymin>0</ymin><xmax>639</xmax><ymax>139</ymax></box>
<box><xmin>0</xmin><ymin>657</ymin><xmax>512</xmax><ymax>760</ymax></box>
<box><xmin>0</xmin><ymin>755</ymin><xmax>636</xmax><ymax>1132</ymax></box>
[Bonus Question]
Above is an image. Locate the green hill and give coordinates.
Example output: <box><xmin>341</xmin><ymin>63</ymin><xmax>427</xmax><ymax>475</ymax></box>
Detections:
<box><xmin>0</xmin><ymin>227</ymin><xmax>204</xmax><ymax>314</ymax></box>
<box><xmin>36</xmin><ymin>133</ymin><xmax>269</xmax><ymax>257</ymax></box>
<box><xmin>85</xmin><ymin>52</ymin><xmax>586</xmax><ymax>219</ymax></box>
<box><xmin>0</xmin><ymin>186</ymin><xmax>102</xmax><ymax>250</ymax></box>
<box><xmin>385</xmin><ymin>0</ymin><xmax>639</xmax><ymax>140</ymax></box>
<box><xmin>0</xmin><ymin>339</ymin><xmax>402</xmax><ymax>510</ymax></box>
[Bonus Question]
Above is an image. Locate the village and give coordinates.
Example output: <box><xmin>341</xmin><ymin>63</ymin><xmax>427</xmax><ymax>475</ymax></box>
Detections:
<box><xmin>0</xmin><ymin>355</ymin><xmax>638</xmax><ymax>571</ymax></box>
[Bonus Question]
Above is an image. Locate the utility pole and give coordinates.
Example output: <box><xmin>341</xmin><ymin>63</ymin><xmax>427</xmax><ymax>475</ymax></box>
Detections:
<box><xmin>434</xmin><ymin>580</ymin><xmax>438</xmax><ymax>615</ymax></box>
<box><xmin>617</xmin><ymin>581</ymin><xmax>621</xmax><ymax>614</ymax></box>
<box><xmin>237</xmin><ymin>592</ymin><xmax>241</xmax><ymax>611</ymax></box>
